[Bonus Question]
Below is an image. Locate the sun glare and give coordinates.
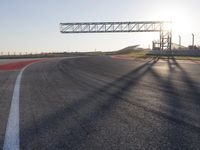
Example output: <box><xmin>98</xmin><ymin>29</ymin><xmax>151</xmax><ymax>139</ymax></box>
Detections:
<box><xmin>166</xmin><ymin>11</ymin><xmax>191</xmax><ymax>34</ymax></box>
<box><xmin>153</xmin><ymin>6</ymin><xmax>192</xmax><ymax>34</ymax></box>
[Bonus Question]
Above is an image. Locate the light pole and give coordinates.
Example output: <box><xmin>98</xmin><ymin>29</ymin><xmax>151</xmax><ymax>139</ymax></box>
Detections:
<box><xmin>179</xmin><ymin>35</ymin><xmax>181</xmax><ymax>49</ymax></box>
<box><xmin>192</xmin><ymin>33</ymin><xmax>194</xmax><ymax>50</ymax></box>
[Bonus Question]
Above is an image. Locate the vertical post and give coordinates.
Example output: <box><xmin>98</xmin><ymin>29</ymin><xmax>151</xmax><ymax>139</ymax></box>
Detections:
<box><xmin>192</xmin><ymin>33</ymin><xmax>194</xmax><ymax>50</ymax></box>
<box><xmin>152</xmin><ymin>41</ymin><xmax>155</xmax><ymax>50</ymax></box>
<box><xmin>169</xmin><ymin>29</ymin><xmax>172</xmax><ymax>51</ymax></box>
<box><xmin>160</xmin><ymin>23</ymin><xmax>162</xmax><ymax>51</ymax></box>
<box><xmin>179</xmin><ymin>35</ymin><xmax>181</xmax><ymax>49</ymax></box>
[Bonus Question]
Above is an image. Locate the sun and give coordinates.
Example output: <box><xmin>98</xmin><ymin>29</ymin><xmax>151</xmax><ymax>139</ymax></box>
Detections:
<box><xmin>163</xmin><ymin>11</ymin><xmax>191</xmax><ymax>34</ymax></box>
<box><xmin>152</xmin><ymin>6</ymin><xmax>192</xmax><ymax>35</ymax></box>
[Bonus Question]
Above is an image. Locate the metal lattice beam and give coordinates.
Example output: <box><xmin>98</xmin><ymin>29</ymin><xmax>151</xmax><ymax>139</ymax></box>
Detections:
<box><xmin>60</xmin><ymin>21</ymin><xmax>172</xmax><ymax>50</ymax></box>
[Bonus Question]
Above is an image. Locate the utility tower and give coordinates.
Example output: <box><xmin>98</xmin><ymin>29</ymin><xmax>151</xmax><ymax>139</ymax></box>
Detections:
<box><xmin>60</xmin><ymin>21</ymin><xmax>172</xmax><ymax>50</ymax></box>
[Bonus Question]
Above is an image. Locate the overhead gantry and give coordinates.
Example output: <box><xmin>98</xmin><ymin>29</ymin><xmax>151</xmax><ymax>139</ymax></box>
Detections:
<box><xmin>60</xmin><ymin>21</ymin><xmax>172</xmax><ymax>50</ymax></box>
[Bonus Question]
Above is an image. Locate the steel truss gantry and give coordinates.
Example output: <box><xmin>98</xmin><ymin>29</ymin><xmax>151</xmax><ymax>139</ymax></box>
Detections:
<box><xmin>60</xmin><ymin>21</ymin><xmax>172</xmax><ymax>50</ymax></box>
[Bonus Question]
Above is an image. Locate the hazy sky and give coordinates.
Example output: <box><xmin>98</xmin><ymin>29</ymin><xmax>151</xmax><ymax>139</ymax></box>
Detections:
<box><xmin>0</xmin><ymin>0</ymin><xmax>200</xmax><ymax>53</ymax></box>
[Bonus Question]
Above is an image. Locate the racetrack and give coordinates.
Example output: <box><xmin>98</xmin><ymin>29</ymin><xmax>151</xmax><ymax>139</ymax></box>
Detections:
<box><xmin>0</xmin><ymin>56</ymin><xmax>200</xmax><ymax>150</ymax></box>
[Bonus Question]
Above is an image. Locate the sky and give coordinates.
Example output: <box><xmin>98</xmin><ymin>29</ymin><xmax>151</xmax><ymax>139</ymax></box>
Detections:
<box><xmin>0</xmin><ymin>0</ymin><xmax>200</xmax><ymax>54</ymax></box>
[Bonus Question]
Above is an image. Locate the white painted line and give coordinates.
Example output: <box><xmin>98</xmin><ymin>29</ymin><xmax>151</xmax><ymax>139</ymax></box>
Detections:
<box><xmin>3</xmin><ymin>65</ymin><xmax>29</xmax><ymax>150</ymax></box>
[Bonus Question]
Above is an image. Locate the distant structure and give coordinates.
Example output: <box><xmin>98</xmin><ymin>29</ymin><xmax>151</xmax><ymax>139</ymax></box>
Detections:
<box><xmin>117</xmin><ymin>45</ymin><xmax>140</xmax><ymax>54</ymax></box>
<box><xmin>171</xmin><ymin>43</ymin><xmax>186</xmax><ymax>50</ymax></box>
<box><xmin>60</xmin><ymin>21</ymin><xmax>172</xmax><ymax>51</ymax></box>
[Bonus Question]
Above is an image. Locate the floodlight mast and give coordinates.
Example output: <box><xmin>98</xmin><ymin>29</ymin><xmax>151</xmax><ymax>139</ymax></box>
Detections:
<box><xmin>60</xmin><ymin>21</ymin><xmax>172</xmax><ymax>50</ymax></box>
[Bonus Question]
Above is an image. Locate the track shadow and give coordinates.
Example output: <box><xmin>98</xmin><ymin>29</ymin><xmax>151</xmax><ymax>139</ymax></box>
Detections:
<box><xmin>148</xmin><ymin>56</ymin><xmax>200</xmax><ymax>150</ymax></box>
<box><xmin>171</xmin><ymin>57</ymin><xmax>200</xmax><ymax>100</ymax></box>
<box><xmin>20</xmin><ymin>57</ymin><xmax>160</xmax><ymax>149</ymax></box>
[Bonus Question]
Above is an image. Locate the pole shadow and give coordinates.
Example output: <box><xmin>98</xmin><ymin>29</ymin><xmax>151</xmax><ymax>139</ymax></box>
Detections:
<box><xmin>147</xmin><ymin>56</ymin><xmax>200</xmax><ymax>150</ymax></box>
<box><xmin>20</xmin><ymin>57</ymin><xmax>160</xmax><ymax>149</ymax></box>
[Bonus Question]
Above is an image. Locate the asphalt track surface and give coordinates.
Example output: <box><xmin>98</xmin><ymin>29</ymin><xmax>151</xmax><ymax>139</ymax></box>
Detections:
<box><xmin>0</xmin><ymin>56</ymin><xmax>200</xmax><ymax>150</ymax></box>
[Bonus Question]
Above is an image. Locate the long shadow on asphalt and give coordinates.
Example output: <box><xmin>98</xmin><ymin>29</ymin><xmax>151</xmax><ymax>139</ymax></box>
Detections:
<box><xmin>20</xmin><ymin>56</ymin><xmax>200</xmax><ymax>149</ymax></box>
<box><xmin>171</xmin><ymin>57</ymin><xmax>200</xmax><ymax>101</ymax></box>
<box><xmin>149</xmin><ymin>56</ymin><xmax>200</xmax><ymax>150</ymax></box>
<box><xmin>151</xmin><ymin>57</ymin><xmax>200</xmax><ymax>119</ymax></box>
<box><xmin>20</xmin><ymin>57</ymin><xmax>160</xmax><ymax>149</ymax></box>
<box><xmin>166</xmin><ymin>56</ymin><xmax>200</xmax><ymax>105</ymax></box>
